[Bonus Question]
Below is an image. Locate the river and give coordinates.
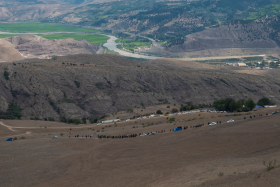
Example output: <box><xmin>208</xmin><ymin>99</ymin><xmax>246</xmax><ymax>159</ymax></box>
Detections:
<box><xmin>0</xmin><ymin>31</ymin><xmax>160</xmax><ymax>60</ymax></box>
<box><xmin>102</xmin><ymin>35</ymin><xmax>159</xmax><ymax>59</ymax></box>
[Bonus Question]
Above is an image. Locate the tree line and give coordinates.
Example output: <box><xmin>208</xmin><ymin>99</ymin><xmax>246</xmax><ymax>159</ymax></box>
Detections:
<box><xmin>213</xmin><ymin>97</ymin><xmax>275</xmax><ymax>112</ymax></box>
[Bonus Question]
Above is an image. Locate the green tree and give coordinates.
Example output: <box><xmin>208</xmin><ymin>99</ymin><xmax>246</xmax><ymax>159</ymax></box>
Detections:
<box><xmin>213</xmin><ymin>99</ymin><xmax>226</xmax><ymax>111</ymax></box>
<box><xmin>244</xmin><ymin>98</ymin><xmax>256</xmax><ymax>110</ymax></box>
<box><xmin>257</xmin><ymin>97</ymin><xmax>270</xmax><ymax>107</ymax></box>
<box><xmin>235</xmin><ymin>99</ymin><xmax>243</xmax><ymax>110</ymax></box>
<box><xmin>6</xmin><ymin>102</ymin><xmax>22</xmax><ymax>119</ymax></box>
<box><xmin>224</xmin><ymin>98</ymin><xmax>235</xmax><ymax>111</ymax></box>
<box><xmin>156</xmin><ymin>110</ymin><xmax>163</xmax><ymax>114</ymax></box>
<box><xmin>229</xmin><ymin>100</ymin><xmax>236</xmax><ymax>112</ymax></box>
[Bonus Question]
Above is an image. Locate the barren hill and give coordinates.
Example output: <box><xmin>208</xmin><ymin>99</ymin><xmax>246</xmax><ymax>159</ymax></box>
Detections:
<box><xmin>0</xmin><ymin>35</ymin><xmax>100</xmax><ymax>62</ymax></box>
<box><xmin>0</xmin><ymin>54</ymin><xmax>279</xmax><ymax>120</ymax></box>
<box><xmin>0</xmin><ymin>4</ymin><xmax>76</xmax><ymax>21</ymax></box>
<box><xmin>166</xmin><ymin>19</ymin><xmax>280</xmax><ymax>56</ymax></box>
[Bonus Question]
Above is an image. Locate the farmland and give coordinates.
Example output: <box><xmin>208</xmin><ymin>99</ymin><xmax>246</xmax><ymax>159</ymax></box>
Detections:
<box><xmin>0</xmin><ymin>22</ymin><xmax>98</xmax><ymax>33</ymax></box>
<box><xmin>38</xmin><ymin>33</ymin><xmax>108</xmax><ymax>44</ymax></box>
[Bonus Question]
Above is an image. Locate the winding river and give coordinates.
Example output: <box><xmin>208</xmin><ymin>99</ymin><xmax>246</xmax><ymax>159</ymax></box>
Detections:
<box><xmin>102</xmin><ymin>35</ymin><xmax>159</xmax><ymax>59</ymax></box>
<box><xmin>0</xmin><ymin>31</ymin><xmax>159</xmax><ymax>60</ymax></box>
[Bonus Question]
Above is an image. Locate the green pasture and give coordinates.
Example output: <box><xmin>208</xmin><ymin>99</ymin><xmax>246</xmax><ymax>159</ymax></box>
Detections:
<box><xmin>0</xmin><ymin>22</ymin><xmax>99</xmax><ymax>33</ymax></box>
<box><xmin>37</xmin><ymin>33</ymin><xmax>108</xmax><ymax>44</ymax></box>
<box><xmin>0</xmin><ymin>34</ymin><xmax>19</xmax><ymax>38</ymax></box>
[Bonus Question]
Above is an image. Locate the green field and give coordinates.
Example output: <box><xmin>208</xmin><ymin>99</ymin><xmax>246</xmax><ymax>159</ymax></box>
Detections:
<box><xmin>0</xmin><ymin>34</ymin><xmax>19</xmax><ymax>38</ymax></box>
<box><xmin>38</xmin><ymin>33</ymin><xmax>108</xmax><ymax>44</ymax></box>
<box><xmin>0</xmin><ymin>22</ymin><xmax>100</xmax><ymax>33</ymax></box>
<box><xmin>117</xmin><ymin>38</ymin><xmax>151</xmax><ymax>50</ymax></box>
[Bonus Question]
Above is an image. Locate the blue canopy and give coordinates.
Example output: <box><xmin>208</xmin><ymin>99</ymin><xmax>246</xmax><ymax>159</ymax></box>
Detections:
<box><xmin>255</xmin><ymin>105</ymin><xmax>263</xmax><ymax>108</ymax></box>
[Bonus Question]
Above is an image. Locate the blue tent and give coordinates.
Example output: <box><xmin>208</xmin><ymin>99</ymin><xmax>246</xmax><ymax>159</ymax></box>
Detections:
<box><xmin>255</xmin><ymin>105</ymin><xmax>263</xmax><ymax>108</ymax></box>
<box><xmin>173</xmin><ymin>126</ymin><xmax>182</xmax><ymax>132</ymax></box>
<box><xmin>6</xmin><ymin>138</ymin><xmax>13</xmax><ymax>141</ymax></box>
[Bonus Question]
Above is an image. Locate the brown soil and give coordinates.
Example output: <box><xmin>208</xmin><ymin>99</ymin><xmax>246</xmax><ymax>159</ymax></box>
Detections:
<box><xmin>1</xmin><ymin>107</ymin><xmax>280</xmax><ymax>187</ymax></box>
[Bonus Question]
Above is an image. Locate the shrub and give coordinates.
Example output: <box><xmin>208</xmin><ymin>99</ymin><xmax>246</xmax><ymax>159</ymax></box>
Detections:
<box><xmin>127</xmin><ymin>108</ymin><xmax>133</xmax><ymax>113</ymax></box>
<box><xmin>156</xmin><ymin>110</ymin><xmax>163</xmax><ymax>114</ymax></box>
<box><xmin>74</xmin><ymin>80</ymin><xmax>80</xmax><ymax>88</ymax></box>
<box><xmin>169</xmin><ymin>117</ymin><xmax>175</xmax><ymax>122</ymax></box>
<box><xmin>167</xmin><ymin>106</ymin><xmax>170</xmax><ymax>108</ymax></box>
<box><xmin>48</xmin><ymin>117</ymin><xmax>54</xmax><ymax>121</ymax></box>
<box><xmin>218</xmin><ymin>172</ymin><xmax>224</xmax><ymax>177</ymax></box>
<box><xmin>241</xmin><ymin>106</ymin><xmax>250</xmax><ymax>112</ymax></box>
<box><xmin>4</xmin><ymin>70</ymin><xmax>9</xmax><ymax>80</ymax></box>
<box><xmin>263</xmin><ymin>160</ymin><xmax>277</xmax><ymax>171</ymax></box>
<box><xmin>171</xmin><ymin>108</ymin><xmax>178</xmax><ymax>113</ymax></box>
<box><xmin>60</xmin><ymin>133</ymin><xmax>63</xmax><ymax>136</ymax></box>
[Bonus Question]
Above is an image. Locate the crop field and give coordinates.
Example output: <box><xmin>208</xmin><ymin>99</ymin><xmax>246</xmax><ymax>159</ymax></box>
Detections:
<box><xmin>0</xmin><ymin>34</ymin><xmax>19</xmax><ymax>38</ymax></box>
<box><xmin>38</xmin><ymin>33</ymin><xmax>108</xmax><ymax>44</ymax></box>
<box><xmin>0</xmin><ymin>22</ymin><xmax>99</xmax><ymax>33</ymax></box>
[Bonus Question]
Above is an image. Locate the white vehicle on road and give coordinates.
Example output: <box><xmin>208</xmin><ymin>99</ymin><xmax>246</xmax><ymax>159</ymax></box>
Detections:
<box><xmin>160</xmin><ymin>115</ymin><xmax>164</xmax><ymax>117</ymax></box>
<box><xmin>137</xmin><ymin>117</ymin><xmax>141</xmax><ymax>120</ymax></box>
<box><xmin>227</xmin><ymin>119</ymin><xmax>234</xmax><ymax>123</ymax></box>
<box><xmin>142</xmin><ymin>116</ymin><xmax>147</xmax><ymax>119</ymax></box>
<box><xmin>140</xmin><ymin>133</ymin><xmax>147</xmax><ymax>137</ymax></box>
<box><xmin>126</xmin><ymin>119</ymin><xmax>130</xmax><ymax>121</ymax></box>
<box><xmin>209</xmin><ymin>122</ymin><xmax>217</xmax><ymax>126</ymax></box>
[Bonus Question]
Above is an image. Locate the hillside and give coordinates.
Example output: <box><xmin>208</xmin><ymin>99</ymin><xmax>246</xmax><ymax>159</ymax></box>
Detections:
<box><xmin>0</xmin><ymin>54</ymin><xmax>279</xmax><ymax>121</ymax></box>
<box><xmin>0</xmin><ymin>35</ymin><xmax>100</xmax><ymax>62</ymax></box>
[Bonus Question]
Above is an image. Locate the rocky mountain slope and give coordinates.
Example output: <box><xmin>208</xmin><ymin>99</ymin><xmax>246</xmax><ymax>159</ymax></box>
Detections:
<box><xmin>0</xmin><ymin>35</ymin><xmax>100</xmax><ymax>62</ymax></box>
<box><xmin>0</xmin><ymin>54</ymin><xmax>279</xmax><ymax>121</ymax></box>
<box><xmin>0</xmin><ymin>4</ymin><xmax>76</xmax><ymax>21</ymax></box>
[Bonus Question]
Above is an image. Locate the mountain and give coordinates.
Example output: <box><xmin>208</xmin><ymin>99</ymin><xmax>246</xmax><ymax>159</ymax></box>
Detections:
<box><xmin>0</xmin><ymin>54</ymin><xmax>279</xmax><ymax>120</ymax></box>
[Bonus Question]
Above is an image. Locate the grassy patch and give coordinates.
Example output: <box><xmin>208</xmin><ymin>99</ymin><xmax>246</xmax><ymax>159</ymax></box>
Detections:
<box><xmin>38</xmin><ymin>33</ymin><xmax>108</xmax><ymax>44</ymax></box>
<box><xmin>0</xmin><ymin>22</ymin><xmax>99</xmax><ymax>33</ymax></box>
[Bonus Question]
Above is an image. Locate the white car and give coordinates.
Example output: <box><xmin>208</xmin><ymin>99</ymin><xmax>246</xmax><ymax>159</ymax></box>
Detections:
<box><xmin>149</xmin><ymin>132</ymin><xmax>157</xmax><ymax>135</ymax></box>
<box><xmin>137</xmin><ymin>117</ymin><xmax>141</xmax><ymax>120</ymax></box>
<box><xmin>227</xmin><ymin>119</ymin><xmax>234</xmax><ymax>123</ymax></box>
<box><xmin>140</xmin><ymin>133</ymin><xmax>147</xmax><ymax>137</ymax></box>
<box><xmin>142</xmin><ymin>116</ymin><xmax>147</xmax><ymax>119</ymax></box>
<box><xmin>126</xmin><ymin>119</ymin><xmax>130</xmax><ymax>121</ymax></box>
<box><xmin>209</xmin><ymin>122</ymin><xmax>217</xmax><ymax>126</ymax></box>
<box><xmin>160</xmin><ymin>115</ymin><xmax>164</xmax><ymax>117</ymax></box>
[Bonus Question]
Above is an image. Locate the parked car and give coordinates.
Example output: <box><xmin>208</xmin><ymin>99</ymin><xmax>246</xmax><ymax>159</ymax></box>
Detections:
<box><xmin>142</xmin><ymin>116</ymin><xmax>147</xmax><ymax>119</ymax></box>
<box><xmin>227</xmin><ymin>119</ymin><xmax>234</xmax><ymax>123</ymax></box>
<box><xmin>149</xmin><ymin>132</ymin><xmax>157</xmax><ymax>135</ymax></box>
<box><xmin>140</xmin><ymin>133</ymin><xmax>147</xmax><ymax>137</ymax></box>
<box><xmin>137</xmin><ymin>117</ymin><xmax>141</xmax><ymax>120</ymax></box>
<box><xmin>272</xmin><ymin>111</ymin><xmax>279</xmax><ymax>114</ymax></box>
<box><xmin>126</xmin><ymin>119</ymin><xmax>130</xmax><ymax>121</ymax></box>
<box><xmin>209</xmin><ymin>122</ymin><xmax>217</xmax><ymax>126</ymax></box>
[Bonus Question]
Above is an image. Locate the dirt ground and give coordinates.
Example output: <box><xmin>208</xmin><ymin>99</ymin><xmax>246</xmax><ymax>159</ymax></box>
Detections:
<box><xmin>0</xmin><ymin>107</ymin><xmax>280</xmax><ymax>187</ymax></box>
